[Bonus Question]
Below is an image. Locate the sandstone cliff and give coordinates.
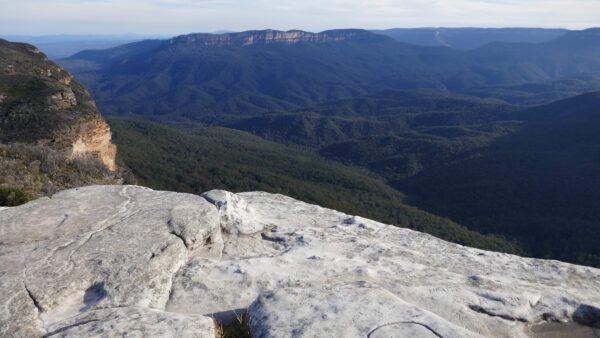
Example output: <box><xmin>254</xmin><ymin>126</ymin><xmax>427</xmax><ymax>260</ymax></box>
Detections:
<box><xmin>0</xmin><ymin>39</ymin><xmax>117</xmax><ymax>170</ymax></box>
<box><xmin>1</xmin><ymin>185</ymin><xmax>598</xmax><ymax>337</ymax></box>
<box><xmin>0</xmin><ymin>39</ymin><xmax>124</xmax><ymax>204</ymax></box>
<box><xmin>169</xmin><ymin>29</ymin><xmax>378</xmax><ymax>48</ymax></box>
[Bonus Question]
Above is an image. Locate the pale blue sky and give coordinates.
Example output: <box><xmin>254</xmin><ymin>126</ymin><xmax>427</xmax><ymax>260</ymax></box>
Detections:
<box><xmin>1</xmin><ymin>0</ymin><xmax>599</xmax><ymax>35</ymax></box>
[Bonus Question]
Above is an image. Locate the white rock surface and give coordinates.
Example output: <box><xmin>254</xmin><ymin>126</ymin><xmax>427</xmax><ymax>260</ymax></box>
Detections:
<box><xmin>1</xmin><ymin>185</ymin><xmax>600</xmax><ymax>338</ymax></box>
<box><xmin>201</xmin><ymin>190</ymin><xmax>266</xmax><ymax>235</ymax></box>
<box><xmin>44</xmin><ymin>306</ymin><xmax>215</xmax><ymax>338</ymax></box>
<box><xmin>0</xmin><ymin>186</ymin><xmax>219</xmax><ymax>337</ymax></box>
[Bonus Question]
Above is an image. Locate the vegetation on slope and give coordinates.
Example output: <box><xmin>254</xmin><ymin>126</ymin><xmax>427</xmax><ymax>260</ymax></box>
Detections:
<box><xmin>0</xmin><ymin>143</ymin><xmax>123</xmax><ymax>205</ymax></box>
<box><xmin>109</xmin><ymin>117</ymin><xmax>519</xmax><ymax>253</ymax></box>
<box><xmin>224</xmin><ymin>90</ymin><xmax>521</xmax><ymax>181</ymax></box>
<box><xmin>0</xmin><ymin>39</ymin><xmax>130</xmax><ymax>205</ymax></box>
<box><xmin>400</xmin><ymin>93</ymin><xmax>600</xmax><ymax>267</ymax></box>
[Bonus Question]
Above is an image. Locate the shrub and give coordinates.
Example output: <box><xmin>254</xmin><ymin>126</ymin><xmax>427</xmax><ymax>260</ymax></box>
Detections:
<box><xmin>0</xmin><ymin>187</ymin><xmax>31</xmax><ymax>206</ymax></box>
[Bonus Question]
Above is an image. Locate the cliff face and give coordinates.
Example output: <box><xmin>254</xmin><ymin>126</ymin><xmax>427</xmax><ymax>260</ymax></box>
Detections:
<box><xmin>0</xmin><ymin>186</ymin><xmax>599</xmax><ymax>337</ymax></box>
<box><xmin>169</xmin><ymin>29</ymin><xmax>379</xmax><ymax>47</ymax></box>
<box><xmin>0</xmin><ymin>39</ymin><xmax>124</xmax><ymax>204</ymax></box>
<box><xmin>70</xmin><ymin>117</ymin><xmax>117</xmax><ymax>171</ymax></box>
<box><xmin>0</xmin><ymin>39</ymin><xmax>117</xmax><ymax>170</ymax></box>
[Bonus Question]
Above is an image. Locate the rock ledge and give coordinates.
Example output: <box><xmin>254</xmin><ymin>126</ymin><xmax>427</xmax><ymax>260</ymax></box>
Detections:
<box><xmin>1</xmin><ymin>185</ymin><xmax>599</xmax><ymax>337</ymax></box>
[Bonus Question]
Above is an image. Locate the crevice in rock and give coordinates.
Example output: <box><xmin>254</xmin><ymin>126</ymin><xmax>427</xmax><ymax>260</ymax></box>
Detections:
<box><xmin>42</xmin><ymin>239</ymin><xmax>75</xmax><ymax>265</ymax></box>
<box><xmin>44</xmin><ymin>319</ymin><xmax>99</xmax><ymax>337</ymax></box>
<box><xmin>67</xmin><ymin>210</ymin><xmax>141</xmax><ymax>268</ymax></box>
<box><xmin>163</xmin><ymin>259</ymin><xmax>188</xmax><ymax>311</ymax></box>
<box><xmin>162</xmin><ymin>234</ymin><xmax>194</xmax><ymax>310</ymax></box>
<box><xmin>24</xmin><ymin>283</ymin><xmax>48</xmax><ymax>333</ymax></box>
<box><xmin>56</xmin><ymin>214</ymin><xmax>69</xmax><ymax>228</ymax></box>
<box><xmin>367</xmin><ymin>321</ymin><xmax>444</xmax><ymax>338</ymax></box>
<box><xmin>168</xmin><ymin>228</ymin><xmax>189</xmax><ymax>249</ymax></box>
<box><xmin>260</xmin><ymin>232</ymin><xmax>286</xmax><ymax>244</ymax></box>
<box><xmin>25</xmin><ymin>285</ymin><xmax>44</xmax><ymax>313</ymax></box>
<box><xmin>200</xmin><ymin>194</ymin><xmax>225</xmax><ymax>210</ymax></box>
<box><xmin>468</xmin><ymin>304</ymin><xmax>528</xmax><ymax>322</ymax></box>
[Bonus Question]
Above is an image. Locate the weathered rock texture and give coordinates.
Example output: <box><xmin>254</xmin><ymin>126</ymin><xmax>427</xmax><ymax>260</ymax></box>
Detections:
<box><xmin>1</xmin><ymin>185</ymin><xmax>599</xmax><ymax>337</ymax></box>
<box><xmin>0</xmin><ymin>39</ymin><xmax>117</xmax><ymax>170</ymax></box>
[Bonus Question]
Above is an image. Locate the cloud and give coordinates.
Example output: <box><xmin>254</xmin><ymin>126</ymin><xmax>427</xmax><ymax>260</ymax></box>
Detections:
<box><xmin>0</xmin><ymin>0</ymin><xmax>598</xmax><ymax>35</ymax></box>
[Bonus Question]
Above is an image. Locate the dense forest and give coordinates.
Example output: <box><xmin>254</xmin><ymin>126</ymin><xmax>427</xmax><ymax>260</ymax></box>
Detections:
<box><xmin>62</xmin><ymin>29</ymin><xmax>600</xmax><ymax>122</ymax></box>
<box><xmin>400</xmin><ymin>93</ymin><xmax>600</xmax><ymax>267</ymax></box>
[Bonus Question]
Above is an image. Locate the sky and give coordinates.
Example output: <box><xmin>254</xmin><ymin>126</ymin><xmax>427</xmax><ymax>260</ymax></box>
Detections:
<box><xmin>1</xmin><ymin>0</ymin><xmax>599</xmax><ymax>36</ymax></box>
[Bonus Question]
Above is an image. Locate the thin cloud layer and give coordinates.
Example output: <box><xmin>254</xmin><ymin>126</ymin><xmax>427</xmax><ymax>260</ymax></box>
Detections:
<box><xmin>0</xmin><ymin>0</ymin><xmax>598</xmax><ymax>35</ymax></box>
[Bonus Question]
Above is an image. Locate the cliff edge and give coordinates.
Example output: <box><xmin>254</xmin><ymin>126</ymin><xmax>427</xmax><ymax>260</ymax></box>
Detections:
<box><xmin>1</xmin><ymin>185</ymin><xmax>598</xmax><ymax>337</ymax></box>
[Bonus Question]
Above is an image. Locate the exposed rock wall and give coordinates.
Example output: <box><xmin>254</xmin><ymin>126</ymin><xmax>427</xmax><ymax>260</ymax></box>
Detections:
<box><xmin>70</xmin><ymin>117</ymin><xmax>117</xmax><ymax>171</ymax></box>
<box><xmin>169</xmin><ymin>29</ymin><xmax>377</xmax><ymax>47</ymax></box>
<box><xmin>1</xmin><ymin>185</ymin><xmax>599</xmax><ymax>337</ymax></box>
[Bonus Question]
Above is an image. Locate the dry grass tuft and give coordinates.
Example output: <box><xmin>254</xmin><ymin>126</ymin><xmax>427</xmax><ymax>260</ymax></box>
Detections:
<box><xmin>215</xmin><ymin>312</ymin><xmax>252</xmax><ymax>338</ymax></box>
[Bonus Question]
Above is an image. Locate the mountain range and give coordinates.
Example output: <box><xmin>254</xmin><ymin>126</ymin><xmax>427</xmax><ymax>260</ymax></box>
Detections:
<box><xmin>61</xmin><ymin>28</ymin><xmax>600</xmax><ymax>122</ymax></box>
<box><xmin>2</xmin><ymin>17</ymin><xmax>600</xmax><ymax>338</ymax></box>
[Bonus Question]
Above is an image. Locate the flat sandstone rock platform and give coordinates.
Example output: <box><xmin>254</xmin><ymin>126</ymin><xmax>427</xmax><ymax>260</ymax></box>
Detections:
<box><xmin>1</xmin><ymin>185</ymin><xmax>599</xmax><ymax>337</ymax></box>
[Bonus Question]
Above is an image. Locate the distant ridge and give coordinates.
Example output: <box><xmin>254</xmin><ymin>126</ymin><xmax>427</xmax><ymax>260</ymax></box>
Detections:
<box><xmin>373</xmin><ymin>27</ymin><xmax>568</xmax><ymax>49</ymax></box>
<box><xmin>167</xmin><ymin>29</ymin><xmax>384</xmax><ymax>47</ymax></box>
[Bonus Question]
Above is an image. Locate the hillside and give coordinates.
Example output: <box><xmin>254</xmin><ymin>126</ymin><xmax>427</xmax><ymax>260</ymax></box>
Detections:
<box><xmin>400</xmin><ymin>92</ymin><xmax>600</xmax><ymax>267</ymax></box>
<box><xmin>373</xmin><ymin>27</ymin><xmax>567</xmax><ymax>49</ymax></box>
<box><xmin>108</xmin><ymin>117</ymin><xmax>518</xmax><ymax>253</ymax></box>
<box><xmin>0</xmin><ymin>39</ymin><xmax>126</xmax><ymax>204</ymax></box>
<box><xmin>225</xmin><ymin>90</ymin><xmax>520</xmax><ymax>180</ymax></box>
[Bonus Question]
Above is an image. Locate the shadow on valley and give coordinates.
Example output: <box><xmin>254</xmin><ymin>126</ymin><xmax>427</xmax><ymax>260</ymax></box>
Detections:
<box><xmin>399</xmin><ymin>93</ymin><xmax>600</xmax><ymax>267</ymax></box>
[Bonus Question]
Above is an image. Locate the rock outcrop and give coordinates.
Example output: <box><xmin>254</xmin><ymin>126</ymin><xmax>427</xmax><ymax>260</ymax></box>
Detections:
<box><xmin>0</xmin><ymin>39</ymin><xmax>117</xmax><ymax>170</ymax></box>
<box><xmin>0</xmin><ymin>39</ymin><xmax>127</xmax><ymax>205</ymax></box>
<box><xmin>1</xmin><ymin>185</ymin><xmax>599</xmax><ymax>337</ymax></box>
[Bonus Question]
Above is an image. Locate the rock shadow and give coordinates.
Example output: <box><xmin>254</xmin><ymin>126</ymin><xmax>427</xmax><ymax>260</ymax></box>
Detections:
<box><xmin>79</xmin><ymin>282</ymin><xmax>107</xmax><ymax>312</ymax></box>
<box><xmin>527</xmin><ymin>304</ymin><xmax>600</xmax><ymax>338</ymax></box>
<box><xmin>574</xmin><ymin>304</ymin><xmax>600</xmax><ymax>328</ymax></box>
<box><xmin>208</xmin><ymin>308</ymin><xmax>248</xmax><ymax>325</ymax></box>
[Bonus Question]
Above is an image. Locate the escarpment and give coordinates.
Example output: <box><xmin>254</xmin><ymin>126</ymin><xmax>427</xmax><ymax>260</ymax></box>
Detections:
<box><xmin>168</xmin><ymin>29</ymin><xmax>378</xmax><ymax>47</ymax></box>
<box><xmin>0</xmin><ymin>39</ymin><xmax>124</xmax><ymax>204</ymax></box>
<box><xmin>0</xmin><ymin>38</ymin><xmax>117</xmax><ymax>170</ymax></box>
